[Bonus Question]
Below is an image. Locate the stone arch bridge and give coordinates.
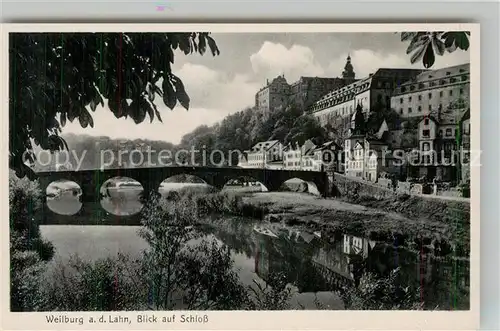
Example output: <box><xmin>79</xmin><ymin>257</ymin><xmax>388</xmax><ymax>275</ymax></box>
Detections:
<box><xmin>36</xmin><ymin>166</ymin><xmax>333</xmax><ymax>225</ymax></box>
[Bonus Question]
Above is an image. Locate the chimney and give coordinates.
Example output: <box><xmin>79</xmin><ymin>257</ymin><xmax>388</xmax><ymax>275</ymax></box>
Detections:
<box><xmin>369</xmin><ymin>73</ymin><xmax>373</xmax><ymax>77</ymax></box>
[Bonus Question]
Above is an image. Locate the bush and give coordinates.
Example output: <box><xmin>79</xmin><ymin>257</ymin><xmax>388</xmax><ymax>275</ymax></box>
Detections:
<box><xmin>137</xmin><ymin>195</ymin><xmax>250</xmax><ymax>310</ymax></box>
<box><xmin>247</xmin><ymin>272</ymin><xmax>294</xmax><ymax>310</ymax></box>
<box><xmin>10</xmin><ymin>249</ymin><xmax>48</xmax><ymax>311</ymax></box>
<box><xmin>9</xmin><ymin>171</ymin><xmax>43</xmax><ymax>238</ymax></box>
<box><xmin>43</xmin><ymin>254</ymin><xmax>145</xmax><ymax>311</ymax></box>
<box><xmin>9</xmin><ymin>171</ymin><xmax>54</xmax><ymax>311</ymax></box>
<box><xmin>338</xmin><ymin>267</ymin><xmax>423</xmax><ymax>310</ymax></box>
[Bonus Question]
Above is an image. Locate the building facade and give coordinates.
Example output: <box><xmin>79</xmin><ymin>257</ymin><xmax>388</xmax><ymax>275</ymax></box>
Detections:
<box><xmin>254</xmin><ymin>56</ymin><xmax>357</xmax><ymax>116</ymax></box>
<box><xmin>310</xmin><ymin>68</ymin><xmax>426</xmax><ymax>127</ymax></box>
<box><xmin>311</xmin><ymin>141</ymin><xmax>344</xmax><ymax>173</ymax></box>
<box><xmin>390</xmin><ymin>63</ymin><xmax>470</xmax><ymax>118</ymax></box>
<box><xmin>283</xmin><ymin>141</ymin><xmax>305</xmax><ymax>171</ymax></box>
<box><xmin>238</xmin><ymin>140</ymin><xmax>284</xmax><ymax>169</ymax></box>
<box><xmin>255</xmin><ymin>75</ymin><xmax>291</xmax><ymax>117</ymax></box>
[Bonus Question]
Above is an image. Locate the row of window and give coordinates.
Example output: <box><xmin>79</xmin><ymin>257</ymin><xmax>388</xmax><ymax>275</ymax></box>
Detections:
<box><xmin>399</xmin><ymin>88</ymin><xmax>465</xmax><ymax>105</ymax></box>
<box><xmin>399</xmin><ymin>73</ymin><xmax>469</xmax><ymax>93</ymax></box>
<box><xmin>312</xmin><ymin>94</ymin><xmax>370</xmax><ymax>112</ymax></box>
<box><xmin>400</xmin><ymin>103</ymin><xmax>447</xmax><ymax>114</ymax></box>
<box><xmin>421</xmin><ymin>127</ymin><xmax>456</xmax><ymax>139</ymax></box>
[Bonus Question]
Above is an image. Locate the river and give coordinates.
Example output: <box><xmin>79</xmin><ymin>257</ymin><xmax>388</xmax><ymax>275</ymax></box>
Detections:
<box><xmin>40</xmin><ymin>182</ymin><xmax>470</xmax><ymax>310</ymax></box>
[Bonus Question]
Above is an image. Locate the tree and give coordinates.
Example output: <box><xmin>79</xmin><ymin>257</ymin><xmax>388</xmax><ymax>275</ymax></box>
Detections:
<box><xmin>10</xmin><ymin>32</ymin><xmax>220</xmax><ymax>178</ymax></box>
<box><xmin>400</xmin><ymin>31</ymin><xmax>470</xmax><ymax>68</ymax></box>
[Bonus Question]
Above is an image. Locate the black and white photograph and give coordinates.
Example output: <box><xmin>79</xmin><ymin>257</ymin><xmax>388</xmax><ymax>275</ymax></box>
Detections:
<box><xmin>4</xmin><ymin>23</ymin><xmax>478</xmax><ymax>329</ymax></box>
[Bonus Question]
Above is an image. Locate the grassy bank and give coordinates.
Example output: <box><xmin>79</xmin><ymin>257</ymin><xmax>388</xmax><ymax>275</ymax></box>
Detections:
<box><xmin>241</xmin><ymin>192</ymin><xmax>470</xmax><ymax>258</ymax></box>
<box><xmin>170</xmin><ymin>186</ymin><xmax>470</xmax><ymax>258</ymax></box>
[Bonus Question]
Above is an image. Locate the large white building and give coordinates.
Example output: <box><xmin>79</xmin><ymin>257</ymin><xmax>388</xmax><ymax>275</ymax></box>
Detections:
<box><xmin>238</xmin><ymin>140</ymin><xmax>284</xmax><ymax>169</ymax></box>
<box><xmin>309</xmin><ymin>68</ymin><xmax>425</xmax><ymax>127</ymax></box>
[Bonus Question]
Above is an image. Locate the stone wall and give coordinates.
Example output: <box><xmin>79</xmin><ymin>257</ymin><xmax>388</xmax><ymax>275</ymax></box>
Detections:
<box><xmin>332</xmin><ymin>173</ymin><xmax>395</xmax><ymax>200</ymax></box>
<box><xmin>377</xmin><ymin>178</ymin><xmax>393</xmax><ymax>190</ymax></box>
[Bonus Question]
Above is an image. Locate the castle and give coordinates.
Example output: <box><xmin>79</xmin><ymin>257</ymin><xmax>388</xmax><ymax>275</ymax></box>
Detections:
<box><xmin>254</xmin><ymin>56</ymin><xmax>357</xmax><ymax>118</ymax></box>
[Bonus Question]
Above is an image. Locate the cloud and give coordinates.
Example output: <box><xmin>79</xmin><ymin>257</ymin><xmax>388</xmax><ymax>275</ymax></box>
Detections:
<box><xmin>250</xmin><ymin>41</ymin><xmax>325</xmax><ymax>82</ymax></box>
<box><xmin>327</xmin><ymin>48</ymin><xmax>470</xmax><ymax>79</ymax></box>
<box><xmin>174</xmin><ymin>63</ymin><xmax>260</xmax><ymax>112</ymax></box>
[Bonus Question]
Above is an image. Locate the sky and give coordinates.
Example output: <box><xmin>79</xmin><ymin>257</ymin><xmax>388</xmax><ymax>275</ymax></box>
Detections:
<box><xmin>61</xmin><ymin>32</ymin><xmax>470</xmax><ymax>144</ymax></box>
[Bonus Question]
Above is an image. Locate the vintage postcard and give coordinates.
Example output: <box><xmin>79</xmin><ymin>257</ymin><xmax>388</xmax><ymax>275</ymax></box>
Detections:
<box><xmin>1</xmin><ymin>23</ymin><xmax>480</xmax><ymax>330</ymax></box>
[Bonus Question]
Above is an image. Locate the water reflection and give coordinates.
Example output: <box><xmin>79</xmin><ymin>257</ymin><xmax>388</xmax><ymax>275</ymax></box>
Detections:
<box><xmin>204</xmin><ymin>219</ymin><xmax>470</xmax><ymax>310</ymax></box>
<box><xmin>39</xmin><ymin>181</ymin><xmax>469</xmax><ymax>310</ymax></box>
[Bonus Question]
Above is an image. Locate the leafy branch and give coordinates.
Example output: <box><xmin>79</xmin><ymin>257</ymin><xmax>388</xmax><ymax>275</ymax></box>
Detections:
<box><xmin>400</xmin><ymin>31</ymin><xmax>470</xmax><ymax>68</ymax></box>
<box><xmin>10</xmin><ymin>32</ymin><xmax>220</xmax><ymax>178</ymax></box>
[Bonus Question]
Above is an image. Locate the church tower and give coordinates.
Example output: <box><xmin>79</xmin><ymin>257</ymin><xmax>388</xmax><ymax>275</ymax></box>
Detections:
<box><xmin>342</xmin><ymin>54</ymin><xmax>356</xmax><ymax>80</ymax></box>
<box><xmin>350</xmin><ymin>103</ymin><xmax>366</xmax><ymax>136</ymax></box>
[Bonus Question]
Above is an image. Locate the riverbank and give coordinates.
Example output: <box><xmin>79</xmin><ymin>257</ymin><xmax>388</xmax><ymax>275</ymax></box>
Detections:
<box><xmin>241</xmin><ymin>192</ymin><xmax>470</xmax><ymax>258</ymax></box>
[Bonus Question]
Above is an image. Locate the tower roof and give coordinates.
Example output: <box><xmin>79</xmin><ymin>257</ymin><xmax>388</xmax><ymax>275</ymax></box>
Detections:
<box><xmin>342</xmin><ymin>54</ymin><xmax>355</xmax><ymax>79</ymax></box>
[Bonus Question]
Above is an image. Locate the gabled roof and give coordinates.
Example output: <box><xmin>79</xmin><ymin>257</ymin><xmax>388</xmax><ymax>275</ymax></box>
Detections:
<box><xmin>354</xmin><ymin>141</ymin><xmax>364</xmax><ymax>149</ymax></box>
<box><xmin>313</xmin><ymin>140</ymin><xmax>342</xmax><ymax>151</ymax></box>
<box><xmin>251</xmin><ymin>140</ymin><xmax>280</xmax><ymax>151</ymax></box>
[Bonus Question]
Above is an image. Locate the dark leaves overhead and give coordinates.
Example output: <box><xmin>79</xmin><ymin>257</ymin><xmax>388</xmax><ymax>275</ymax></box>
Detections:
<box><xmin>401</xmin><ymin>31</ymin><xmax>470</xmax><ymax>69</ymax></box>
<box><xmin>9</xmin><ymin>32</ymin><xmax>220</xmax><ymax>177</ymax></box>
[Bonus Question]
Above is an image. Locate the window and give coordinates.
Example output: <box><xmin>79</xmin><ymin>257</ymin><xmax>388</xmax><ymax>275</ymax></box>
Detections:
<box><xmin>408</xmin><ymin>96</ymin><xmax>412</xmax><ymax>102</ymax></box>
<box><xmin>462</xmin><ymin>75</ymin><xmax>468</xmax><ymax>81</ymax></box>
<box><xmin>400</xmin><ymin>108</ymin><xmax>403</xmax><ymax>114</ymax></box>
<box><xmin>424</xmin><ymin>118</ymin><xmax>429</xmax><ymax>125</ymax></box>
<box><xmin>422</xmin><ymin>129</ymin><xmax>430</xmax><ymax>138</ymax></box>
<box><xmin>439</xmin><ymin>91</ymin><xmax>443</xmax><ymax>97</ymax></box>
<box><xmin>418</xmin><ymin>105</ymin><xmax>422</xmax><ymax>112</ymax></box>
<box><xmin>460</xmin><ymin>88</ymin><xmax>464</xmax><ymax>95</ymax></box>
<box><xmin>399</xmin><ymin>97</ymin><xmax>403</xmax><ymax>104</ymax></box>
<box><xmin>419</xmin><ymin>83</ymin><xmax>425</xmax><ymax>89</ymax></box>
<box><xmin>408</xmin><ymin>107</ymin><xmax>412</xmax><ymax>113</ymax></box>
<box><xmin>439</xmin><ymin>104</ymin><xmax>442</xmax><ymax>110</ymax></box>
<box><xmin>439</xmin><ymin>130</ymin><xmax>443</xmax><ymax>136</ymax></box>
<box><xmin>449</xmin><ymin>90</ymin><xmax>453</xmax><ymax>96</ymax></box>
<box><xmin>428</xmin><ymin>92</ymin><xmax>432</xmax><ymax>99</ymax></box>
<box><xmin>428</xmin><ymin>105</ymin><xmax>432</xmax><ymax>111</ymax></box>
<box><xmin>445</xmin><ymin>128</ymin><xmax>452</xmax><ymax>136</ymax></box>
<box><xmin>418</xmin><ymin>95</ymin><xmax>422</xmax><ymax>101</ymax></box>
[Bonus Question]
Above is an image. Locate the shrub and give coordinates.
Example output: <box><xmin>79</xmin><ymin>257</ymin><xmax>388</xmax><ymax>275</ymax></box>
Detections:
<box><xmin>10</xmin><ymin>249</ymin><xmax>48</xmax><ymax>311</ymax></box>
<box><xmin>247</xmin><ymin>272</ymin><xmax>294</xmax><ymax>310</ymax></box>
<box><xmin>338</xmin><ymin>267</ymin><xmax>423</xmax><ymax>310</ymax></box>
<box><xmin>9</xmin><ymin>171</ymin><xmax>54</xmax><ymax>311</ymax></box>
<box><xmin>137</xmin><ymin>195</ymin><xmax>249</xmax><ymax>310</ymax></box>
<box><xmin>43</xmin><ymin>254</ymin><xmax>144</xmax><ymax>311</ymax></box>
<box><xmin>9</xmin><ymin>170</ymin><xmax>42</xmax><ymax>238</ymax></box>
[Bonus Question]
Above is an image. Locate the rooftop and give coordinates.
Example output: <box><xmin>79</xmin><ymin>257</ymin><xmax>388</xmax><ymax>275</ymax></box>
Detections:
<box><xmin>251</xmin><ymin>140</ymin><xmax>280</xmax><ymax>151</ymax></box>
<box><xmin>403</xmin><ymin>63</ymin><xmax>470</xmax><ymax>86</ymax></box>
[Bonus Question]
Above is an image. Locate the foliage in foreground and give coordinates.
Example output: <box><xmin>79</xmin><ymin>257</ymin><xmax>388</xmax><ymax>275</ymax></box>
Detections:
<box><xmin>9</xmin><ymin>171</ymin><xmax>54</xmax><ymax>311</ymax></box>
<box><xmin>338</xmin><ymin>267</ymin><xmax>424</xmax><ymax>310</ymax></box>
<box><xmin>400</xmin><ymin>31</ymin><xmax>470</xmax><ymax>69</ymax></box>
<box><xmin>10</xmin><ymin>32</ymin><xmax>220</xmax><ymax>177</ymax></box>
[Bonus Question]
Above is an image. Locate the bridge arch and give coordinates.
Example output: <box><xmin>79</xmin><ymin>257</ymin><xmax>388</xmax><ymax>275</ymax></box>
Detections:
<box><xmin>100</xmin><ymin>176</ymin><xmax>144</xmax><ymax>216</ymax></box>
<box><xmin>281</xmin><ymin>177</ymin><xmax>321</xmax><ymax>196</ymax></box>
<box><xmin>221</xmin><ymin>175</ymin><xmax>269</xmax><ymax>193</ymax></box>
<box><xmin>45</xmin><ymin>179</ymin><xmax>82</xmax><ymax>216</ymax></box>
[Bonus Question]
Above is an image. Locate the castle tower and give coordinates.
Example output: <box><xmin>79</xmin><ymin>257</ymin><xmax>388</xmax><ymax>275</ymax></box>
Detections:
<box><xmin>342</xmin><ymin>54</ymin><xmax>356</xmax><ymax>80</ymax></box>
